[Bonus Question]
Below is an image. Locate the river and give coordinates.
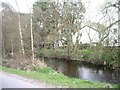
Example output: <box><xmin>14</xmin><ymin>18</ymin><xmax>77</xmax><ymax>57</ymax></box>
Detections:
<box><xmin>43</xmin><ymin>58</ymin><xmax>120</xmax><ymax>84</ymax></box>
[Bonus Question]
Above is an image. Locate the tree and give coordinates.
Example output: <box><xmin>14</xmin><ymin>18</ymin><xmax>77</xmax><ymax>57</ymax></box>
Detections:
<box><xmin>60</xmin><ymin>1</ymin><xmax>85</xmax><ymax>54</ymax></box>
<box><xmin>33</xmin><ymin>1</ymin><xmax>85</xmax><ymax>55</ymax></box>
<box><xmin>2</xmin><ymin>2</ymin><xmax>20</xmax><ymax>58</ymax></box>
<box><xmin>2</xmin><ymin>2</ymin><xmax>31</xmax><ymax>58</ymax></box>
<box><xmin>14</xmin><ymin>0</ymin><xmax>25</xmax><ymax>56</ymax></box>
<box><xmin>30</xmin><ymin>12</ymin><xmax>35</xmax><ymax>64</ymax></box>
<box><xmin>33</xmin><ymin>2</ymin><xmax>53</xmax><ymax>49</ymax></box>
<box><xmin>99</xmin><ymin>0</ymin><xmax>119</xmax><ymax>46</ymax></box>
<box><xmin>0</xmin><ymin>10</ymin><xmax>2</xmax><ymax>65</ymax></box>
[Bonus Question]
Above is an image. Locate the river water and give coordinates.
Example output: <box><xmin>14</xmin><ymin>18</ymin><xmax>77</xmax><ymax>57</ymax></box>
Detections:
<box><xmin>44</xmin><ymin>58</ymin><xmax>120</xmax><ymax>84</ymax></box>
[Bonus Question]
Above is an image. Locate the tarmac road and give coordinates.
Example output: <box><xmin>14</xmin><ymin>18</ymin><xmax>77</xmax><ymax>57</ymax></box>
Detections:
<box><xmin>0</xmin><ymin>71</ymin><xmax>42</xmax><ymax>88</ymax></box>
<box><xmin>0</xmin><ymin>71</ymin><xmax>54</xmax><ymax>88</ymax></box>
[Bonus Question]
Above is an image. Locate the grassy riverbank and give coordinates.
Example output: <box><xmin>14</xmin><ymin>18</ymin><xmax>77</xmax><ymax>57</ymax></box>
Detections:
<box><xmin>0</xmin><ymin>66</ymin><xmax>119</xmax><ymax>88</ymax></box>
<box><xmin>37</xmin><ymin>48</ymin><xmax>119</xmax><ymax>68</ymax></box>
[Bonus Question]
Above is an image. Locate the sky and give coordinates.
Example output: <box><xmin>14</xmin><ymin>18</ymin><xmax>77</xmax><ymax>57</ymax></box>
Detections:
<box><xmin>82</xmin><ymin>0</ymin><xmax>105</xmax><ymax>21</ymax></box>
<box><xmin>0</xmin><ymin>0</ymin><xmax>105</xmax><ymax>16</ymax></box>
<box><xmin>0</xmin><ymin>0</ymin><xmax>107</xmax><ymax>24</ymax></box>
<box><xmin>0</xmin><ymin>0</ymin><xmax>37</xmax><ymax>13</ymax></box>
<box><xmin>0</xmin><ymin>0</ymin><xmax>112</xmax><ymax>23</ymax></box>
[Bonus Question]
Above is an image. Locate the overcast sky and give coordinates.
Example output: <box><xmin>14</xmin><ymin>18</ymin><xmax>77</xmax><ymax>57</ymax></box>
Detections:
<box><xmin>0</xmin><ymin>0</ymin><xmax>37</xmax><ymax>12</ymax></box>
<box><xmin>0</xmin><ymin>0</ymin><xmax>106</xmax><ymax>20</ymax></box>
<box><xmin>1</xmin><ymin>0</ymin><xmax>116</xmax><ymax>22</ymax></box>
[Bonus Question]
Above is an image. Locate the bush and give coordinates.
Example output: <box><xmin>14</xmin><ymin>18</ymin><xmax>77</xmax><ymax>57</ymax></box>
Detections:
<box><xmin>70</xmin><ymin>49</ymin><xmax>93</xmax><ymax>60</ymax></box>
<box><xmin>36</xmin><ymin>48</ymin><xmax>119</xmax><ymax>67</ymax></box>
<box><xmin>37</xmin><ymin>49</ymin><xmax>54</xmax><ymax>58</ymax></box>
<box><xmin>100</xmin><ymin>49</ymin><xmax>118</xmax><ymax>66</ymax></box>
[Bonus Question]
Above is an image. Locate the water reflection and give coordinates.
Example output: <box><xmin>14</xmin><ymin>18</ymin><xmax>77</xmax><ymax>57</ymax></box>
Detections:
<box><xmin>44</xmin><ymin>58</ymin><xmax>120</xmax><ymax>84</ymax></box>
<box><xmin>78</xmin><ymin>66</ymin><xmax>105</xmax><ymax>82</ymax></box>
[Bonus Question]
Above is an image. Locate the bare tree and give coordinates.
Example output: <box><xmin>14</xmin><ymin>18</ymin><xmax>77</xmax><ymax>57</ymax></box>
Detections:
<box><xmin>26</xmin><ymin>0</ymin><xmax>35</xmax><ymax>64</ymax></box>
<box><xmin>30</xmin><ymin>13</ymin><xmax>35</xmax><ymax>64</ymax></box>
<box><xmin>2</xmin><ymin>2</ymin><xmax>20</xmax><ymax>58</ymax></box>
<box><xmin>0</xmin><ymin>11</ymin><xmax>2</xmax><ymax>65</ymax></box>
<box><xmin>14</xmin><ymin>0</ymin><xmax>25</xmax><ymax>56</ymax></box>
<box><xmin>118</xmin><ymin>1</ymin><xmax>120</xmax><ymax>46</ymax></box>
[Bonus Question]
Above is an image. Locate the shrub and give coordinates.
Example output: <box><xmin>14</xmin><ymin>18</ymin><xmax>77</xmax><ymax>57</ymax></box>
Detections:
<box><xmin>100</xmin><ymin>49</ymin><xmax>118</xmax><ymax>66</ymax></box>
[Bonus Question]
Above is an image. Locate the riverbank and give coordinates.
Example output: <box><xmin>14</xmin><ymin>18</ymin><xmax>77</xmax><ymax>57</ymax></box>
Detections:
<box><xmin>37</xmin><ymin>49</ymin><xmax>119</xmax><ymax>69</ymax></box>
<box><xmin>0</xmin><ymin>66</ymin><xmax>119</xmax><ymax>88</ymax></box>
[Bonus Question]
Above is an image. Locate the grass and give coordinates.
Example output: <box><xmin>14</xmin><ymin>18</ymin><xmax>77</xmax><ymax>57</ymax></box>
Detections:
<box><xmin>38</xmin><ymin>49</ymin><xmax>67</xmax><ymax>58</ymax></box>
<box><xmin>0</xmin><ymin>66</ymin><xmax>119</xmax><ymax>88</ymax></box>
<box><xmin>37</xmin><ymin>48</ymin><xmax>119</xmax><ymax>67</ymax></box>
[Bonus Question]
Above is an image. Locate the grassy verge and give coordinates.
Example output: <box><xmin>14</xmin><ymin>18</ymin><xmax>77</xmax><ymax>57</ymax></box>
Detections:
<box><xmin>37</xmin><ymin>48</ymin><xmax>119</xmax><ymax>68</ymax></box>
<box><xmin>0</xmin><ymin>66</ymin><xmax>119</xmax><ymax>88</ymax></box>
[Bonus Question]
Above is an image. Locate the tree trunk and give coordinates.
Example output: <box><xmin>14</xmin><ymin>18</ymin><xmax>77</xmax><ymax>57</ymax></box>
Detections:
<box><xmin>2</xmin><ymin>41</ymin><xmax>5</xmax><ymax>58</ymax></box>
<box><xmin>74</xmin><ymin>35</ymin><xmax>79</xmax><ymax>53</ymax></box>
<box><xmin>30</xmin><ymin>13</ymin><xmax>35</xmax><ymax>64</ymax></box>
<box><xmin>18</xmin><ymin>13</ymin><xmax>25</xmax><ymax>56</ymax></box>
<box><xmin>118</xmin><ymin>4</ymin><xmax>120</xmax><ymax>66</ymax></box>
<box><xmin>11</xmin><ymin>37</ymin><xmax>14</xmax><ymax>58</ymax></box>
<box><xmin>118</xmin><ymin>4</ymin><xmax>120</xmax><ymax>46</ymax></box>
<box><xmin>0</xmin><ymin>11</ymin><xmax>2</xmax><ymax>65</ymax></box>
<box><xmin>14</xmin><ymin>0</ymin><xmax>25</xmax><ymax>56</ymax></box>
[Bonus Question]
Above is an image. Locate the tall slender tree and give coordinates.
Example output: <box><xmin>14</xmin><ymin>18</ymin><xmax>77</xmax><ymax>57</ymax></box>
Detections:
<box><xmin>14</xmin><ymin>0</ymin><xmax>25</xmax><ymax>56</ymax></box>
